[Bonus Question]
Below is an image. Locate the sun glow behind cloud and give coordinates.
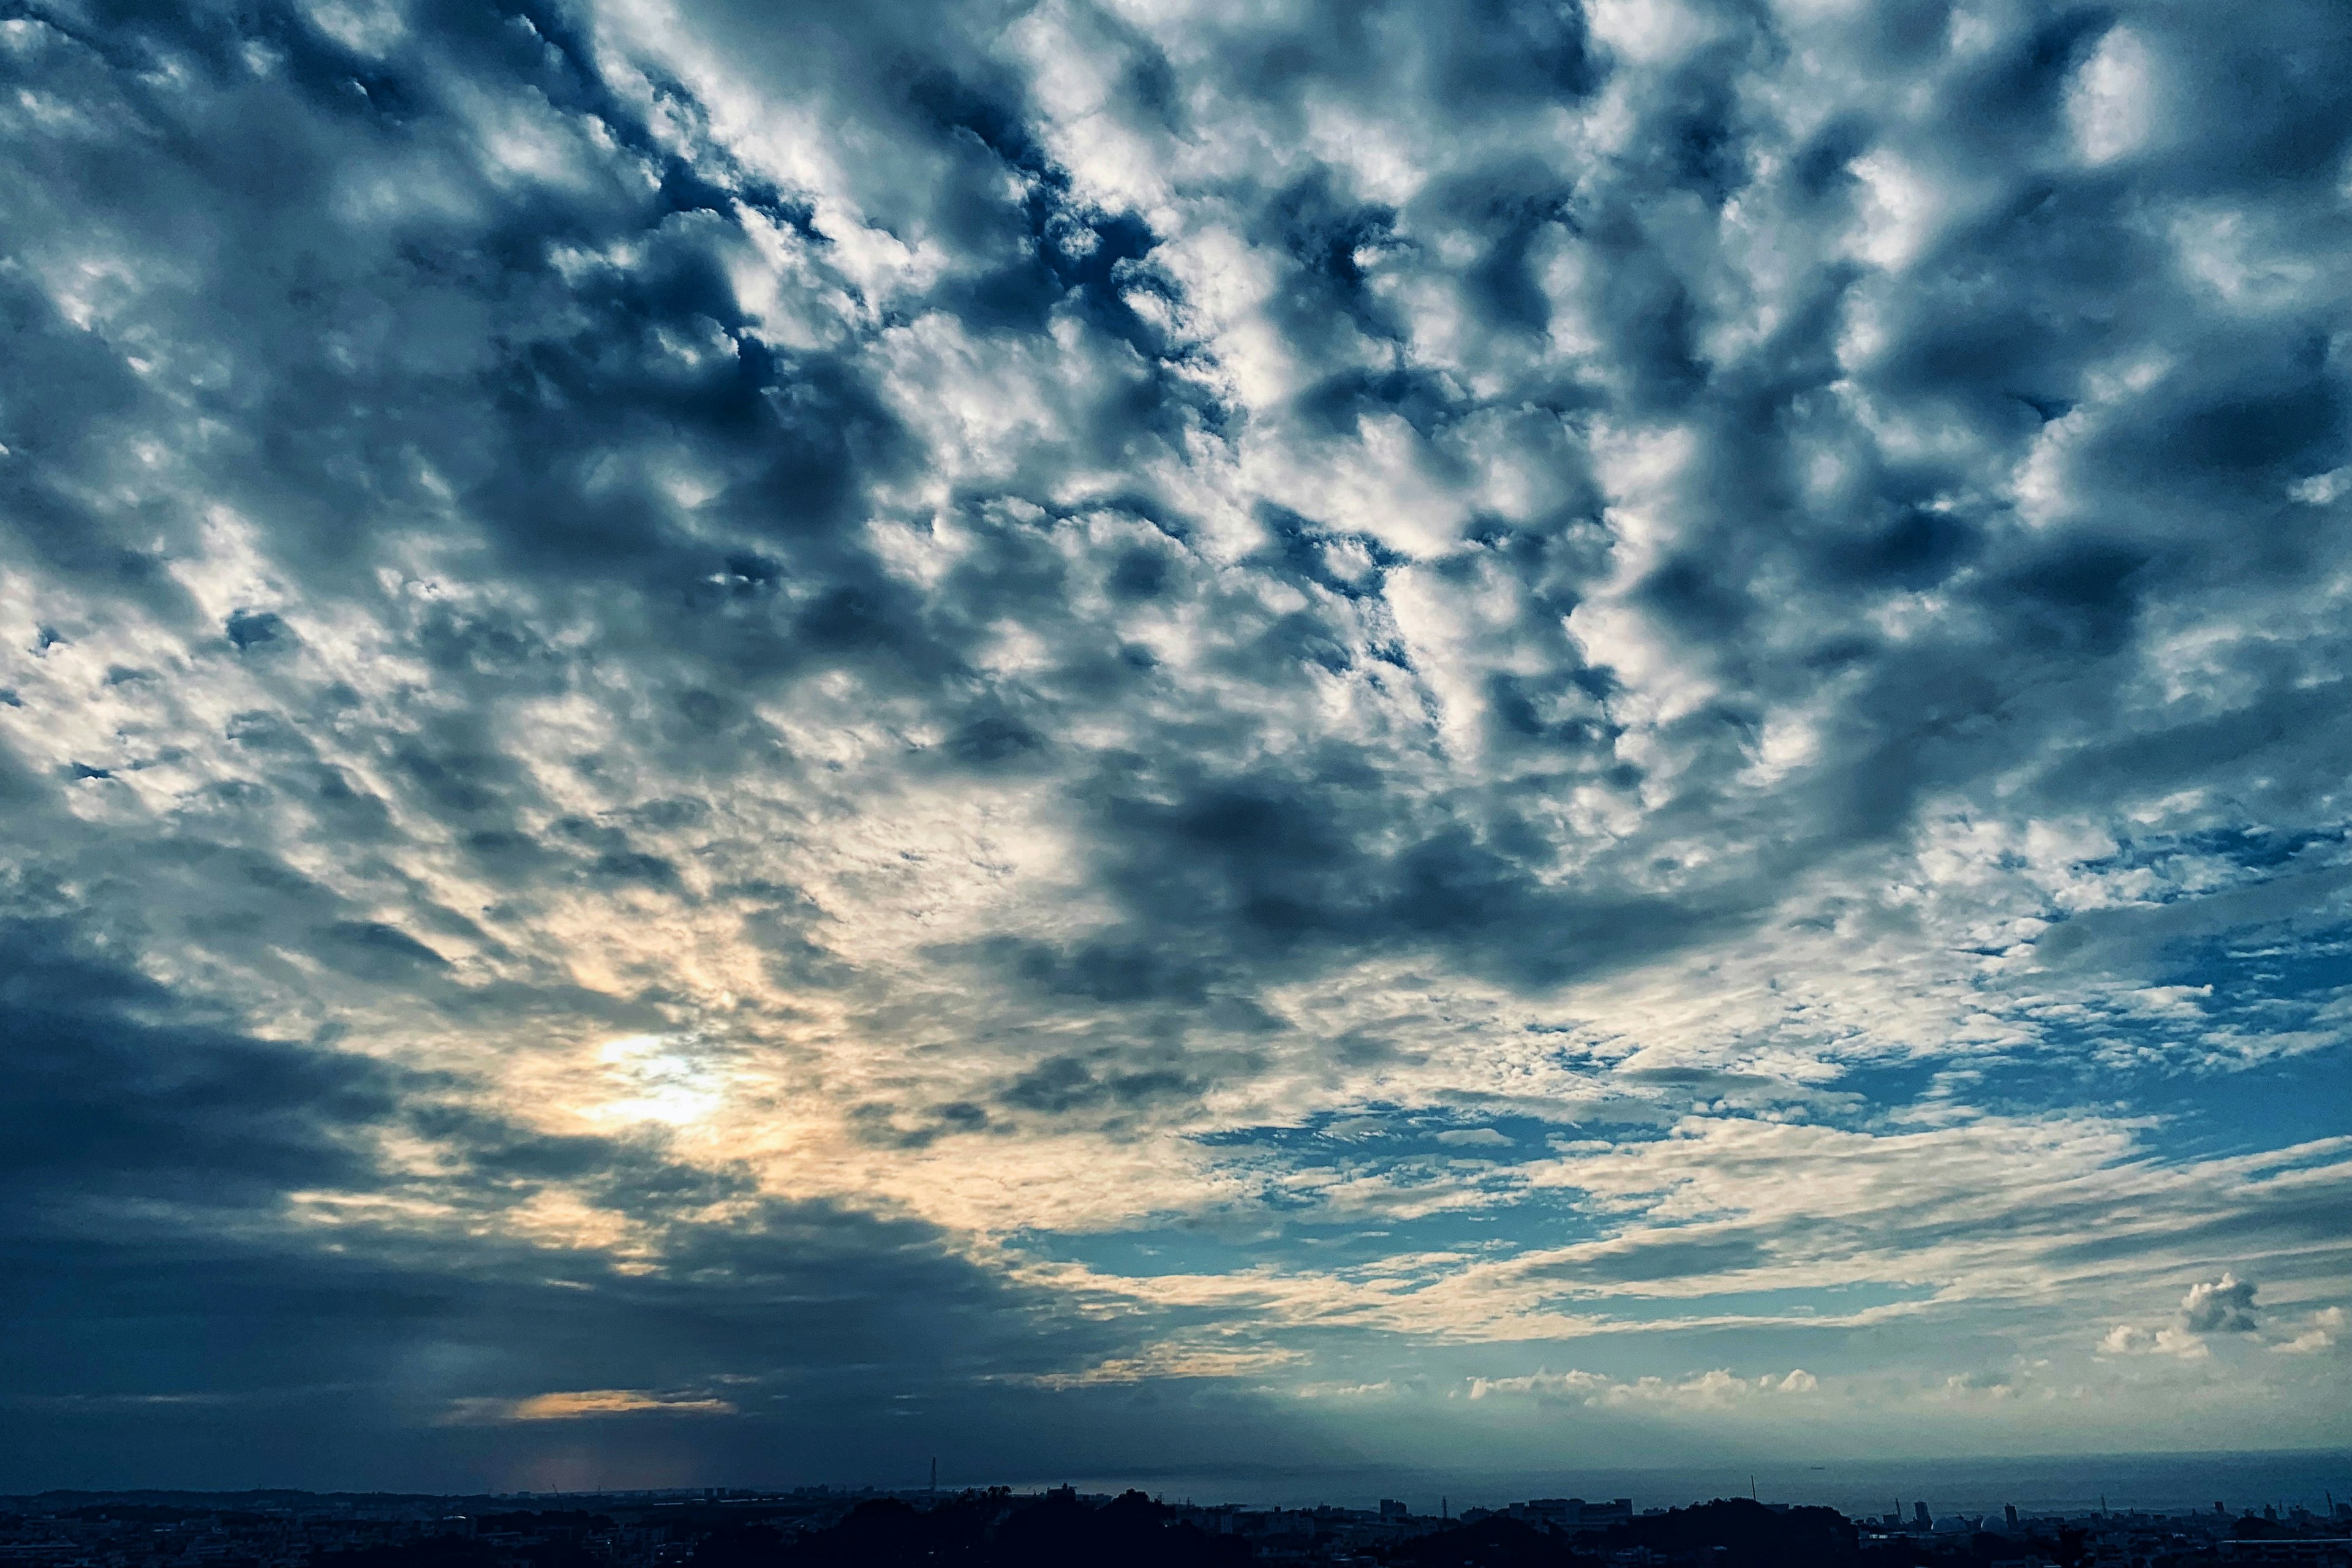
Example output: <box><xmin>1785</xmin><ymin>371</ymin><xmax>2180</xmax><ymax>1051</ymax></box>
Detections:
<box><xmin>590</xmin><ymin>1036</ymin><xmax>727</xmax><ymax>1129</ymax></box>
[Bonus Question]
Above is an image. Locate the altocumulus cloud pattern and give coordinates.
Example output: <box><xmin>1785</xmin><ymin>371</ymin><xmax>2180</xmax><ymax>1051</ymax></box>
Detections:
<box><xmin>2</xmin><ymin>0</ymin><xmax>2350</xmax><ymax>1491</ymax></box>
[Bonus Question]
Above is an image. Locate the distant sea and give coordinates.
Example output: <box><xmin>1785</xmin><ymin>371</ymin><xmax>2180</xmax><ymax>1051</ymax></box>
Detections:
<box><xmin>1035</xmin><ymin>1450</ymin><xmax>2352</xmax><ymax>1519</ymax></box>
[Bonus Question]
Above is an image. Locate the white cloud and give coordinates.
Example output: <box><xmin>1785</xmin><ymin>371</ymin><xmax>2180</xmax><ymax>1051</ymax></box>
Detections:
<box><xmin>2273</xmin><ymin>1306</ymin><xmax>2346</xmax><ymax>1355</ymax></box>
<box><xmin>1466</xmin><ymin>1366</ymin><xmax>1819</xmax><ymax>1406</ymax></box>
<box><xmin>2098</xmin><ymin>1324</ymin><xmax>2208</xmax><ymax>1360</ymax></box>
<box><xmin>2067</xmin><ymin>26</ymin><xmax>2163</xmax><ymax>166</ymax></box>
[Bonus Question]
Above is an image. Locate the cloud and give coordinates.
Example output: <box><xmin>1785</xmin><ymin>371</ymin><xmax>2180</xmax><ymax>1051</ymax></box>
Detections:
<box><xmin>2180</xmin><ymin>1273</ymin><xmax>2260</xmax><ymax>1334</ymax></box>
<box><xmin>2098</xmin><ymin>1324</ymin><xmax>2209</xmax><ymax>1361</ymax></box>
<box><xmin>446</xmin><ymin>1390</ymin><xmax>739</xmax><ymax>1423</ymax></box>
<box><xmin>1466</xmin><ymin>1368</ymin><xmax>1613</xmax><ymax>1401</ymax></box>
<box><xmin>1928</xmin><ymin>1373</ymin><xmax>2019</xmax><ymax>1403</ymax></box>
<box><xmin>3</xmin><ymin>0</ymin><xmax>2352</xmax><ymax>1482</ymax></box>
<box><xmin>1465</xmin><ymin>1366</ymin><xmax>1818</xmax><ymax>1406</ymax></box>
<box><xmin>2092</xmin><ymin>1273</ymin><xmax>2271</xmax><ymax>1361</ymax></box>
<box><xmin>1434</xmin><ymin>1128</ymin><xmax>1515</xmax><ymax>1148</ymax></box>
<box><xmin>0</xmin><ymin>918</ymin><xmax>409</xmax><ymax>1217</ymax></box>
<box><xmin>2272</xmin><ymin>1306</ymin><xmax>2346</xmax><ymax>1355</ymax></box>
<box><xmin>1012</xmin><ymin>1345</ymin><xmax>1308</xmax><ymax>1390</ymax></box>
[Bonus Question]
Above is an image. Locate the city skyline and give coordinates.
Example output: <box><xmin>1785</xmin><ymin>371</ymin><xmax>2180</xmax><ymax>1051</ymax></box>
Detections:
<box><xmin>4</xmin><ymin>0</ymin><xmax>2351</xmax><ymax>1493</ymax></box>
<box><xmin>6</xmin><ymin>1474</ymin><xmax>2351</xmax><ymax>1568</ymax></box>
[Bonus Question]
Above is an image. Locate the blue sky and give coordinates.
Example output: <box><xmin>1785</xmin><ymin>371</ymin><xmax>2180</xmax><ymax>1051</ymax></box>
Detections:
<box><xmin>1</xmin><ymin>0</ymin><xmax>2350</xmax><ymax>1494</ymax></box>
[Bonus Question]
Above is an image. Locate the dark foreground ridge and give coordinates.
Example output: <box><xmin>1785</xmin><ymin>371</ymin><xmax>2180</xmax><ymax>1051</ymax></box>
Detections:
<box><xmin>7</xmin><ymin>1487</ymin><xmax>2351</xmax><ymax>1568</ymax></box>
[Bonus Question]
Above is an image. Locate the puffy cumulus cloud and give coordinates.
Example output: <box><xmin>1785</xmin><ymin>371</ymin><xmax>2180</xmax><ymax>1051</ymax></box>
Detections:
<box><xmin>2180</xmin><ymin>1272</ymin><xmax>2260</xmax><ymax>1335</ymax></box>
<box><xmin>4</xmin><ymin>0</ymin><xmax>2352</xmax><ymax>1482</ymax></box>
<box><xmin>1467</xmin><ymin>1368</ymin><xmax>1613</xmax><ymax>1401</ymax></box>
<box><xmin>1466</xmin><ymin>1366</ymin><xmax>1818</xmax><ymax>1405</ymax></box>
<box><xmin>2098</xmin><ymin>1324</ymin><xmax>2208</xmax><ymax>1360</ymax></box>
<box><xmin>2096</xmin><ymin>1272</ymin><xmax>2277</xmax><ymax>1362</ymax></box>
<box><xmin>2273</xmin><ymin>1306</ymin><xmax>2346</xmax><ymax>1355</ymax></box>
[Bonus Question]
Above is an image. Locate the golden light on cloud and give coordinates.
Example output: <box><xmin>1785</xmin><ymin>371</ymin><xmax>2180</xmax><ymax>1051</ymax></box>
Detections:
<box><xmin>443</xmin><ymin>1390</ymin><xmax>739</xmax><ymax>1424</ymax></box>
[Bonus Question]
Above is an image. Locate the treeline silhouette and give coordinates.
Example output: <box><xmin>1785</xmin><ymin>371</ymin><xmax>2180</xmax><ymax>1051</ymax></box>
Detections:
<box><xmin>693</xmin><ymin>1493</ymin><xmax>1926</xmax><ymax>1568</ymax></box>
<box><xmin>693</xmin><ymin>1490</ymin><xmax>1250</xmax><ymax>1568</ymax></box>
<box><xmin>308</xmin><ymin>1493</ymin><xmax>2100</xmax><ymax>1568</ymax></box>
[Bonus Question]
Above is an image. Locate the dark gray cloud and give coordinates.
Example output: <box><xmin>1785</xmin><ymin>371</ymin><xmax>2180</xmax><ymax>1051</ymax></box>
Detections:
<box><xmin>0</xmin><ymin>920</ymin><xmax>401</xmax><ymax>1212</ymax></box>
<box><xmin>2180</xmin><ymin>1273</ymin><xmax>2258</xmax><ymax>1335</ymax></box>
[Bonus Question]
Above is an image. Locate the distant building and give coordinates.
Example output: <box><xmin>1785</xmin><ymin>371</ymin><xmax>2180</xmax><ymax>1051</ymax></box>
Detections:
<box><xmin>1378</xmin><ymin>1501</ymin><xmax>1408</xmax><ymax>1521</ymax></box>
<box><xmin>1502</xmin><ymin>1498</ymin><xmax>1631</xmax><ymax>1531</ymax></box>
<box><xmin>1915</xmin><ymin>1502</ymin><xmax>1932</xmax><ymax>1529</ymax></box>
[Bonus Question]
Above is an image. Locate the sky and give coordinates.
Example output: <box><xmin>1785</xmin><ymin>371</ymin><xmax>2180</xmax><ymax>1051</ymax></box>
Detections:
<box><xmin>2</xmin><ymin>0</ymin><xmax>2350</xmax><ymax>1497</ymax></box>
